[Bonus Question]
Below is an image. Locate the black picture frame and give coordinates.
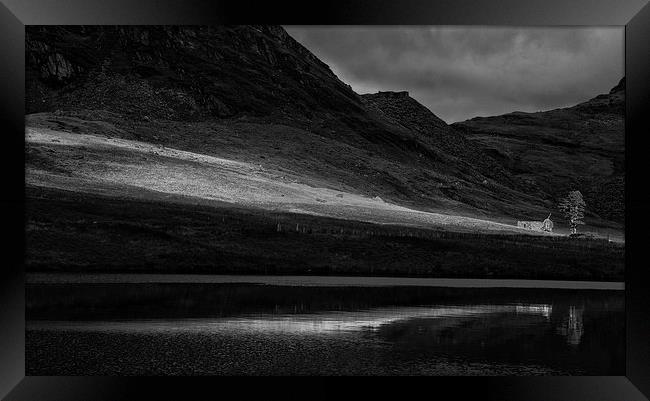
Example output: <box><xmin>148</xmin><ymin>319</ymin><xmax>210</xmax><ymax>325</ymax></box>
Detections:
<box><xmin>1</xmin><ymin>0</ymin><xmax>649</xmax><ymax>399</ymax></box>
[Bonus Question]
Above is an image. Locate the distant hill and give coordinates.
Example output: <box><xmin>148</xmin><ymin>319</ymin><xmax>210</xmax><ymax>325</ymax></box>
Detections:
<box><xmin>452</xmin><ymin>79</ymin><xmax>625</xmax><ymax>223</ymax></box>
<box><xmin>25</xmin><ymin>25</ymin><xmax>622</xmax><ymax>226</ymax></box>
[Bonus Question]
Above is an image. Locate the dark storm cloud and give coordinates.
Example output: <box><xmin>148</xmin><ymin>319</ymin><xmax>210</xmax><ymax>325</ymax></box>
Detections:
<box><xmin>284</xmin><ymin>26</ymin><xmax>623</xmax><ymax>123</ymax></box>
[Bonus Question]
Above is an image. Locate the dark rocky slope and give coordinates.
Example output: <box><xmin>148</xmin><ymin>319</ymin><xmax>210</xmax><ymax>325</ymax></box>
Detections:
<box><xmin>26</xmin><ymin>25</ymin><xmax>363</xmax><ymax>122</ymax></box>
<box><xmin>452</xmin><ymin>79</ymin><xmax>625</xmax><ymax>224</ymax></box>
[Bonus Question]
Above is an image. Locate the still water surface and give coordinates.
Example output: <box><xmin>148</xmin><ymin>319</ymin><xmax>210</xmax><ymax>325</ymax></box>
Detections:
<box><xmin>26</xmin><ymin>275</ymin><xmax>624</xmax><ymax>375</ymax></box>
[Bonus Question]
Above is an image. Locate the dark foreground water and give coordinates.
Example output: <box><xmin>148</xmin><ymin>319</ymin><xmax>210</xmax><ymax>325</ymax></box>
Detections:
<box><xmin>26</xmin><ymin>275</ymin><xmax>624</xmax><ymax>375</ymax></box>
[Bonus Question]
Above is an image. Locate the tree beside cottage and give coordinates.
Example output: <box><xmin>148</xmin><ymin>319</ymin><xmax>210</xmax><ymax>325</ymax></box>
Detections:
<box><xmin>558</xmin><ymin>190</ymin><xmax>586</xmax><ymax>234</ymax></box>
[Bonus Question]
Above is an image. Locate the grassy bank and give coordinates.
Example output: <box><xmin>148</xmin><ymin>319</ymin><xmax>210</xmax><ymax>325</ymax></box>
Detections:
<box><xmin>25</xmin><ymin>186</ymin><xmax>624</xmax><ymax>281</ymax></box>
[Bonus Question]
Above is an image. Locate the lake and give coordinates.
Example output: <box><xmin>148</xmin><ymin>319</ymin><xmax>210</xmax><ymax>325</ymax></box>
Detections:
<box><xmin>25</xmin><ymin>274</ymin><xmax>625</xmax><ymax>375</ymax></box>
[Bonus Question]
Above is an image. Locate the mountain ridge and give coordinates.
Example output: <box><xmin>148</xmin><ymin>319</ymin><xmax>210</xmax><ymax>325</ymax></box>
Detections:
<box><xmin>25</xmin><ymin>25</ymin><xmax>623</xmax><ymax>227</ymax></box>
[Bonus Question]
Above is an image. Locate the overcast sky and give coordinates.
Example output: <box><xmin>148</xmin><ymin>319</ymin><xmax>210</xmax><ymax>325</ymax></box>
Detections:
<box><xmin>284</xmin><ymin>26</ymin><xmax>623</xmax><ymax>123</ymax></box>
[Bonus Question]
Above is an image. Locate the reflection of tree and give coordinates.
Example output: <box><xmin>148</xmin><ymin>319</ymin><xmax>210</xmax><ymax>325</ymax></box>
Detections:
<box><xmin>556</xmin><ymin>305</ymin><xmax>584</xmax><ymax>346</ymax></box>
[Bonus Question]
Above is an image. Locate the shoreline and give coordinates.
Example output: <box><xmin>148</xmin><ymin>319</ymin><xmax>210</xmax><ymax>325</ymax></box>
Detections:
<box><xmin>26</xmin><ymin>273</ymin><xmax>625</xmax><ymax>290</ymax></box>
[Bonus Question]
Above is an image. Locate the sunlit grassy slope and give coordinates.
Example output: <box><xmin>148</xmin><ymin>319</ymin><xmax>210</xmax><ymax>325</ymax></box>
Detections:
<box><xmin>25</xmin><ymin>125</ymin><xmax>624</xmax><ymax>280</ymax></box>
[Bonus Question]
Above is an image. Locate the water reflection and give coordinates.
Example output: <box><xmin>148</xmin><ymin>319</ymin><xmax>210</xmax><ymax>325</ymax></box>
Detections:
<box><xmin>215</xmin><ymin>303</ymin><xmax>557</xmax><ymax>334</ymax></box>
<box><xmin>556</xmin><ymin>305</ymin><xmax>584</xmax><ymax>346</ymax></box>
<box><xmin>516</xmin><ymin>304</ymin><xmax>552</xmax><ymax>319</ymax></box>
<box><xmin>31</xmin><ymin>303</ymin><xmax>555</xmax><ymax>334</ymax></box>
<box><xmin>26</xmin><ymin>281</ymin><xmax>624</xmax><ymax>375</ymax></box>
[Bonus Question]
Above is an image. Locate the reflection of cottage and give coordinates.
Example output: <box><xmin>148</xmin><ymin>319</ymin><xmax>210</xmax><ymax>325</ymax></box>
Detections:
<box><xmin>517</xmin><ymin>214</ymin><xmax>553</xmax><ymax>232</ymax></box>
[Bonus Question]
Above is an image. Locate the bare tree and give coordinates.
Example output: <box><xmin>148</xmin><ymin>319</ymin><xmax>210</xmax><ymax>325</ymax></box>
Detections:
<box><xmin>558</xmin><ymin>190</ymin><xmax>586</xmax><ymax>234</ymax></box>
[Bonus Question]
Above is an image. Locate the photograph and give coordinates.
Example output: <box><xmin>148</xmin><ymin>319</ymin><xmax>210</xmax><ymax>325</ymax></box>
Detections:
<box><xmin>24</xmin><ymin>24</ymin><xmax>625</xmax><ymax>376</ymax></box>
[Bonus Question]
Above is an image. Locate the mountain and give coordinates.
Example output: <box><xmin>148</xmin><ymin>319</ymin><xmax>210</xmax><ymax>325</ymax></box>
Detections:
<box><xmin>25</xmin><ymin>25</ymin><xmax>623</xmax><ymax>227</ymax></box>
<box><xmin>452</xmin><ymin>79</ymin><xmax>625</xmax><ymax>224</ymax></box>
<box><xmin>26</xmin><ymin>25</ymin><xmax>368</xmax><ymax>123</ymax></box>
<box><xmin>26</xmin><ymin>25</ymin><xmax>552</xmax><ymax>222</ymax></box>
<box><xmin>23</xmin><ymin>25</ymin><xmax>625</xmax><ymax>279</ymax></box>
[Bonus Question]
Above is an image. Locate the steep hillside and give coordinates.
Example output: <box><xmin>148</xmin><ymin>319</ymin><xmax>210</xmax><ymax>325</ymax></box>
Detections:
<box><xmin>26</xmin><ymin>25</ymin><xmax>546</xmax><ymax>221</ymax></box>
<box><xmin>26</xmin><ymin>25</ymin><xmax>363</xmax><ymax>123</ymax></box>
<box><xmin>452</xmin><ymin>79</ymin><xmax>625</xmax><ymax>224</ymax></box>
<box><xmin>362</xmin><ymin>91</ymin><xmax>522</xmax><ymax>189</ymax></box>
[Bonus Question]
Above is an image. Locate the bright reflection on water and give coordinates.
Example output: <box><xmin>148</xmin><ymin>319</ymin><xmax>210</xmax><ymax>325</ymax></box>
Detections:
<box><xmin>31</xmin><ymin>303</ymin><xmax>553</xmax><ymax>333</ymax></box>
<box><xmin>224</xmin><ymin>304</ymin><xmax>554</xmax><ymax>334</ymax></box>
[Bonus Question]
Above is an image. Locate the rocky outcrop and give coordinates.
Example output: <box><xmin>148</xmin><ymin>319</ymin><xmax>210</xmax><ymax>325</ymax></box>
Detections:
<box><xmin>362</xmin><ymin>91</ymin><xmax>448</xmax><ymax>132</ymax></box>
<box><xmin>610</xmin><ymin>77</ymin><xmax>625</xmax><ymax>94</ymax></box>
